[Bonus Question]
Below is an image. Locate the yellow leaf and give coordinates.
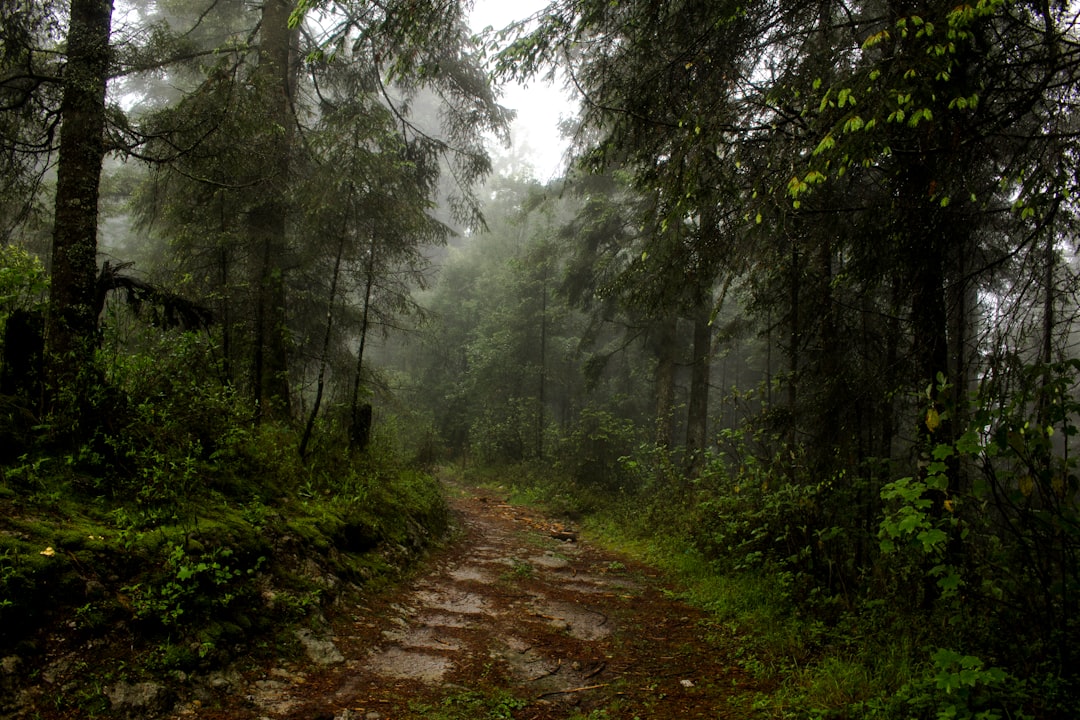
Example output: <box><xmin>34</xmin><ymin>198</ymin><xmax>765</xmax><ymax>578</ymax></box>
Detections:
<box><xmin>1019</xmin><ymin>475</ymin><xmax>1034</xmax><ymax>497</ymax></box>
<box><xmin>40</xmin><ymin>547</ymin><xmax>55</xmax><ymax>557</ymax></box>
<box><xmin>926</xmin><ymin>407</ymin><xmax>941</xmax><ymax>432</ymax></box>
<box><xmin>1052</xmin><ymin>475</ymin><xmax>1065</xmax><ymax>497</ymax></box>
<box><xmin>943</xmin><ymin>498</ymin><xmax>954</xmax><ymax>513</ymax></box>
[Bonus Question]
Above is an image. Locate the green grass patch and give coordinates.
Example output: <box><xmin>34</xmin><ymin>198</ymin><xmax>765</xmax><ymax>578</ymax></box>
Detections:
<box><xmin>409</xmin><ymin>688</ymin><xmax>528</xmax><ymax>719</ymax></box>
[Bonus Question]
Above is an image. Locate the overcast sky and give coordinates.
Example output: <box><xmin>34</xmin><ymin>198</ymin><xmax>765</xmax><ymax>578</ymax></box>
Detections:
<box><xmin>469</xmin><ymin>0</ymin><xmax>574</xmax><ymax>181</ymax></box>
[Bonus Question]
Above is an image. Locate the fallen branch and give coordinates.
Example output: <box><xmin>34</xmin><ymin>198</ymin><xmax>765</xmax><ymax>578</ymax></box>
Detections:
<box><xmin>537</xmin><ymin>683</ymin><xmax>607</xmax><ymax>699</ymax></box>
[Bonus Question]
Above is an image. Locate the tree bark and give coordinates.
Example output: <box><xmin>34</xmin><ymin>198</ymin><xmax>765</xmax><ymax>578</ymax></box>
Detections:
<box><xmin>685</xmin><ymin>299</ymin><xmax>712</xmax><ymax>473</ymax></box>
<box><xmin>45</xmin><ymin>0</ymin><xmax>114</xmax><ymax>419</ymax></box>
<box><xmin>300</xmin><ymin>206</ymin><xmax>349</xmax><ymax>460</ymax></box>
<box><xmin>537</xmin><ymin>275</ymin><xmax>548</xmax><ymax>459</ymax></box>
<box><xmin>653</xmin><ymin>316</ymin><xmax>677</xmax><ymax>448</ymax></box>
<box><xmin>350</xmin><ymin>228</ymin><xmax>378</xmax><ymax>451</ymax></box>
<box><xmin>250</xmin><ymin>0</ymin><xmax>295</xmax><ymax>422</ymax></box>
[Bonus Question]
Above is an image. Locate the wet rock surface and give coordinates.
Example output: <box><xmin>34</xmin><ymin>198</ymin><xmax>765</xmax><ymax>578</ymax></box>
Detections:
<box><xmin>167</xmin><ymin>481</ymin><xmax>754</xmax><ymax>719</ymax></box>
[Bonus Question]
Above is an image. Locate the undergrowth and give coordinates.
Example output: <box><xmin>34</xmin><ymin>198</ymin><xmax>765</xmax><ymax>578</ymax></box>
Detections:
<box><xmin>450</xmin><ymin>400</ymin><xmax>1079</xmax><ymax>720</ymax></box>
<box><xmin>0</xmin><ymin>347</ymin><xmax>448</xmax><ymax>716</ymax></box>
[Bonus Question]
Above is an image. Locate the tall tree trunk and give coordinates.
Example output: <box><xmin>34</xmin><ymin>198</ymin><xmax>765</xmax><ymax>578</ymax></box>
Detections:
<box><xmin>537</xmin><ymin>276</ymin><xmax>547</xmax><ymax>459</ymax></box>
<box><xmin>250</xmin><ymin>0</ymin><xmax>295</xmax><ymax>422</ymax></box>
<box><xmin>218</xmin><ymin>241</ymin><xmax>233</xmax><ymax>386</ymax></box>
<box><xmin>350</xmin><ymin>228</ymin><xmax>378</xmax><ymax>451</ymax></box>
<box><xmin>787</xmin><ymin>234</ymin><xmax>800</xmax><ymax>449</ymax></box>
<box><xmin>686</xmin><ymin>298</ymin><xmax>712</xmax><ymax>473</ymax></box>
<box><xmin>45</xmin><ymin>0</ymin><xmax>114</xmax><ymax>421</ymax></box>
<box><xmin>300</xmin><ymin>210</ymin><xmax>349</xmax><ymax>460</ymax></box>
<box><xmin>653</xmin><ymin>316</ymin><xmax>677</xmax><ymax>448</ymax></box>
<box><xmin>1037</xmin><ymin>212</ymin><xmax>1061</xmax><ymax>428</ymax></box>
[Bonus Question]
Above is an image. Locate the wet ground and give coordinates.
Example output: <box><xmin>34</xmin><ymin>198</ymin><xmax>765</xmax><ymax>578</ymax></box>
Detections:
<box><xmin>172</xmin><ymin>481</ymin><xmax>757</xmax><ymax>719</ymax></box>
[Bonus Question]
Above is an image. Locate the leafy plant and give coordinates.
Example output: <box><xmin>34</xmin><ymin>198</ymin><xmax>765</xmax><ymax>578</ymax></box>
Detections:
<box><xmin>410</xmin><ymin>689</ymin><xmax>528</xmax><ymax>720</ymax></box>
<box><xmin>124</xmin><ymin>542</ymin><xmax>261</xmax><ymax>627</ymax></box>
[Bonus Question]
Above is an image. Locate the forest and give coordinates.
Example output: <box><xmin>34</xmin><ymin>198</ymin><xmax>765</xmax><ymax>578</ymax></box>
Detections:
<box><xmin>1</xmin><ymin>0</ymin><xmax>1079</xmax><ymax>717</ymax></box>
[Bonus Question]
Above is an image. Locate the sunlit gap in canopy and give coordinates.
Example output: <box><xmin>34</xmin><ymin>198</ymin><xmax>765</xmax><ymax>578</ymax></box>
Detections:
<box><xmin>470</xmin><ymin>0</ymin><xmax>575</xmax><ymax>184</ymax></box>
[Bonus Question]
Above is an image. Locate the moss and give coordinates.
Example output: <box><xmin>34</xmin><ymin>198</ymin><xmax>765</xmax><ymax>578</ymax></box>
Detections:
<box><xmin>0</xmin><ymin>448</ymin><xmax>450</xmax><ymax>718</ymax></box>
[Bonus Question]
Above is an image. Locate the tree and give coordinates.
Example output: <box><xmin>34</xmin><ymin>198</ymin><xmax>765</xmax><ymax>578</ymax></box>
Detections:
<box><xmin>247</xmin><ymin>0</ymin><xmax>298</xmax><ymax>421</ymax></box>
<box><xmin>44</xmin><ymin>0</ymin><xmax>114</xmax><ymax>423</ymax></box>
<box><xmin>129</xmin><ymin>0</ymin><xmax>510</xmax><ymax>440</ymax></box>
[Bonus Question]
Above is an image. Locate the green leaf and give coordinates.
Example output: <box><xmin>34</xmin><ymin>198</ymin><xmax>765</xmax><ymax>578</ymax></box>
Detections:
<box><xmin>843</xmin><ymin>115</ymin><xmax>865</xmax><ymax>133</ymax></box>
<box><xmin>898</xmin><ymin>514</ymin><xmax>923</xmax><ymax>533</ymax></box>
<box><xmin>819</xmin><ymin>89</ymin><xmax>833</xmax><ymax>112</ymax></box>
<box><xmin>813</xmin><ymin>134</ymin><xmax>836</xmax><ymax>156</ymax></box>
<box><xmin>931</xmin><ymin>443</ymin><xmax>954</xmax><ymax>460</ymax></box>
<box><xmin>918</xmin><ymin>527</ymin><xmax>948</xmax><ymax>551</ymax></box>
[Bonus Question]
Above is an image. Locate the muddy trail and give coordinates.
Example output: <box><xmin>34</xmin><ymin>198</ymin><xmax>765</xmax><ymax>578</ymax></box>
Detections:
<box><xmin>176</xmin><ymin>481</ymin><xmax>759</xmax><ymax>719</ymax></box>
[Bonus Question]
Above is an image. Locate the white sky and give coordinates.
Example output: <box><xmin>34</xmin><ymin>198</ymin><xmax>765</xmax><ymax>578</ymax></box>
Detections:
<box><xmin>469</xmin><ymin>0</ymin><xmax>575</xmax><ymax>181</ymax></box>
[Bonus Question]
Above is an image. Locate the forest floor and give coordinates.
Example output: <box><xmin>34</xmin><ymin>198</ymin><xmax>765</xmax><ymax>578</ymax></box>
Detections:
<box><xmin>170</xmin><ymin>478</ymin><xmax>765</xmax><ymax>720</ymax></box>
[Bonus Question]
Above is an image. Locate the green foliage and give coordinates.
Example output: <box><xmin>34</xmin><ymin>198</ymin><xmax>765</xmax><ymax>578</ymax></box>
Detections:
<box><xmin>476</xmin><ymin>357</ymin><xmax>1080</xmax><ymax>716</ymax></box>
<box><xmin>123</xmin><ymin>542</ymin><xmax>263</xmax><ymax>628</ymax></box>
<box><xmin>555</xmin><ymin>407</ymin><xmax>642</xmax><ymax>490</ymax></box>
<box><xmin>855</xmin><ymin>648</ymin><xmax>1031</xmax><ymax>720</ymax></box>
<box><xmin>410</xmin><ymin>688</ymin><xmax>528</xmax><ymax>720</ymax></box>
<box><xmin>877</xmin><ymin>436</ymin><xmax>964</xmax><ymax>605</ymax></box>
<box><xmin>0</xmin><ymin>245</ymin><xmax>48</xmax><ymax>315</ymax></box>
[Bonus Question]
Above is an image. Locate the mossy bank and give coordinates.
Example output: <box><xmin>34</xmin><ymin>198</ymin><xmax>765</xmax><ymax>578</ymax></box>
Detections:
<box><xmin>0</xmin><ymin>423</ymin><xmax>449</xmax><ymax>719</ymax></box>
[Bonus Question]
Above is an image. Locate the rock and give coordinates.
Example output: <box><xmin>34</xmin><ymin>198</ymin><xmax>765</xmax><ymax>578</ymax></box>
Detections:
<box><xmin>295</xmin><ymin>628</ymin><xmax>345</xmax><ymax>665</ymax></box>
<box><xmin>207</xmin><ymin>669</ymin><xmax>240</xmax><ymax>689</ymax></box>
<box><xmin>106</xmin><ymin>680</ymin><xmax>172</xmax><ymax>717</ymax></box>
<box><xmin>332</xmin><ymin>711</ymin><xmax>363</xmax><ymax>720</ymax></box>
<box><xmin>85</xmin><ymin>578</ymin><xmax>106</xmax><ymax>597</ymax></box>
<box><xmin>1</xmin><ymin>655</ymin><xmax>20</xmax><ymax>676</ymax></box>
<box><xmin>1</xmin><ymin>656</ymin><xmax>23</xmax><ymax>712</ymax></box>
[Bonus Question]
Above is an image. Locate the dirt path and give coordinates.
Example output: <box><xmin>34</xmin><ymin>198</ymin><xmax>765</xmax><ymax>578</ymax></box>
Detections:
<box><xmin>176</xmin><ymin>481</ymin><xmax>756</xmax><ymax>719</ymax></box>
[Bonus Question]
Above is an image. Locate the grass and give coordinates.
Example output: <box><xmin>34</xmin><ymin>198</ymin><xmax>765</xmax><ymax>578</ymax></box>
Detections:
<box><xmin>450</xmin><ymin>460</ymin><xmax>932</xmax><ymax>720</ymax></box>
<box><xmin>409</xmin><ymin>688</ymin><xmax>528</xmax><ymax>719</ymax></box>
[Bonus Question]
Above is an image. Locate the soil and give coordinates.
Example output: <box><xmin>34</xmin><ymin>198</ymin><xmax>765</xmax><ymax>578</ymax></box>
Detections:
<box><xmin>170</xmin><ymin>480</ymin><xmax>760</xmax><ymax>719</ymax></box>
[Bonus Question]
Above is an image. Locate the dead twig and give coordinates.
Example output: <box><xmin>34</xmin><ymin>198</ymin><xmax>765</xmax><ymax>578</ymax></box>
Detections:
<box><xmin>537</xmin><ymin>684</ymin><xmax>608</xmax><ymax>699</ymax></box>
<box><xmin>582</xmin><ymin>661</ymin><xmax>607</xmax><ymax>680</ymax></box>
